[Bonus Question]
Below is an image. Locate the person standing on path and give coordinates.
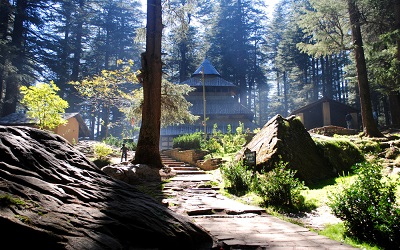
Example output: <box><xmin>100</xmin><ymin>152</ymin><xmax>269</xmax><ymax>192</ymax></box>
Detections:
<box><xmin>345</xmin><ymin>113</ymin><xmax>352</xmax><ymax>129</ymax></box>
<box><xmin>120</xmin><ymin>143</ymin><xmax>128</xmax><ymax>162</ymax></box>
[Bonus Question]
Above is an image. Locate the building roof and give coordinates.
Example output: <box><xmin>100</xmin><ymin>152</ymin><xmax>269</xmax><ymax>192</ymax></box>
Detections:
<box><xmin>187</xmin><ymin>96</ymin><xmax>253</xmax><ymax>118</ymax></box>
<box><xmin>0</xmin><ymin>112</ymin><xmax>36</xmax><ymax>125</ymax></box>
<box><xmin>181</xmin><ymin>59</ymin><xmax>236</xmax><ymax>88</ymax></box>
<box><xmin>181</xmin><ymin>75</ymin><xmax>237</xmax><ymax>88</ymax></box>
<box><xmin>290</xmin><ymin>97</ymin><xmax>359</xmax><ymax>115</ymax></box>
<box><xmin>192</xmin><ymin>59</ymin><xmax>221</xmax><ymax>76</ymax></box>
<box><xmin>0</xmin><ymin>112</ymin><xmax>90</xmax><ymax>136</ymax></box>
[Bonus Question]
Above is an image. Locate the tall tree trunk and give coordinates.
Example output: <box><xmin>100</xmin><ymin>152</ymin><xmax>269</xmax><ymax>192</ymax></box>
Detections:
<box><xmin>71</xmin><ymin>0</ymin><xmax>83</xmax><ymax>82</ymax></box>
<box><xmin>326</xmin><ymin>56</ymin><xmax>333</xmax><ymax>98</ymax></box>
<box><xmin>68</xmin><ymin>0</ymin><xmax>84</xmax><ymax>113</ymax></box>
<box><xmin>3</xmin><ymin>0</ymin><xmax>27</xmax><ymax>116</ymax></box>
<box><xmin>321</xmin><ymin>56</ymin><xmax>326</xmax><ymax>97</ymax></box>
<box><xmin>0</xmin><ymin>0</ymin><xmax>11</xmax><ymax>114</ymax></box>
<box><xmin>347</xmin><ymin>0</ymin><xmax>383</xmax><ymax>137</ymax></box>
<box><xmin>312</xmin><ymin>57</ymin><xmax>318</xmax><ymax>101</ymax></box>
<box><xmin>391</xmin><ymin>0</ymin><xmax>400</xmax><ymax>127</ymax></box>
<box><xmin>179</xmin><ymin>41</ymin><xmax>188</xmax><ymax>82</ymax></box>
<box><xmin>133</xmin><ymin>0</ymin><xmax>163</xmax><ymax>168</ymax></box>
<box><xmin>283</xmin><ymin>71</ymin><xmax>288</xmax><ymax>116</ymax></box>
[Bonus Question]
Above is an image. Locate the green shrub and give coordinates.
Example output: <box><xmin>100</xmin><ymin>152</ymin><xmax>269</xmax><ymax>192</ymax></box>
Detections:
<box><xmin>103</xmin><ymin>135</ymin><xmax>137</xmax><ymax>151</ymax></box>
<box><xmin>122</xmin><ymin>140</ymin><xmax>137</xmax><ymax>151</ymax></box>
<box><xmin>329</xmin><ymin>161</ymin><xmax>400</xmax><ymax>248</ymax></box>
<box><xmin>253</xmin><ymin>161</ymin><xmax>306</xmax><ymax>208</ymax></box>
<box><xmin>173</xmin><ymin>132</ymin><xmax>202</xmax><ymax>150</ymax></box>
<box><xmin>103</xmin><ymin>135</ymin><xmax>120</xmax><ymax>147</ymax></box>
<box><xmin>93</xmin><ymin>142</ymin><xmax>113</xmax><ymax>160</ymax></box>
<box><xmin>203</xmin><ymin>137</ymin><xmax>223</xmax><ymax>154</ymax></box>
<box><xmin>221</xmin><ymin>161</ymin><xmax>253</xmax><ymax>196</ymax></box>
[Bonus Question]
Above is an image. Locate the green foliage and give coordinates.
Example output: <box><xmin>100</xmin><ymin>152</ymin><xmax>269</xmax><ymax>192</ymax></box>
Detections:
<box><xmin>253</xmin><ymin>161</ymin><xmax>307</xmax><ymax>209</ymax></box>
<box><xmin>93</xmin><ymin>143</ymin><xmax>113</xmax><ymax>160</ymax></box>
<box><xmin>173</xmin><ymin>132</ymin><xmax>202</xmax><ymax>150</ymax></box>
<box><xmin>319</xmin><ymin>223</ymin><xmax>382</xmax><ymax>250</ymax></box>
<box><xmin>203</xmin><ymin>137</ymin><xmax>223</xmax><ymax>154</ymax></box>
<box><xmin>121</xmin><ymin>79</ymin><xmax>199</xmax><ymax>128</ymax></box>
<box><xmin>172</xmin><ymin>122</ymin><xmax>249</xmax><ymax>153</ymax></box>
<box><xmin>314</xmin><ymin>137</ymin><xmax>364</xmax><ymax>174</ymax></box>
<box><xmin>296</xmin><ymin>0</ymin><xmax>351</xmax><ymax>57</ymax></box>
<box><xmin>220</xmin><ymin>161</ymin><xmax>254</xmax><ymax>196</ymax></box>
<box><xmin>203</xmin><ymin>122</ymin><xmax>247</xmax><ymax>155</ymax></box>
<box><xmin>102</xmin><ymin>135</ymin><xmax>120</xmax><ymax>147</ymax></box>
<box><xmin>329</xmin><ymin>161</ymin><xmax>400</xmax><ymax>248</ymax></box>
<box><xmin>102</xmin><ymin>135</ymin><xmax>137</xmax><ymax>151</ymax></box>
<box><xmin>20</xmin><ymin>81</ymin><xmax>69</xmax><ymax>129</ymax></box>
<box><xmin>70</xmin><ymin>60</ymin><xmax>139</xmax><ymax>139</ymax></box>
<box><xmin>356</xmin><ymin>140</ymin><xmax>382</xmax><ymax>154</ymax></box>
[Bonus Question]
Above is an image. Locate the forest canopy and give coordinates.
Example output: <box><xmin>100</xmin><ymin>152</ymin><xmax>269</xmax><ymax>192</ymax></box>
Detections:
<box><xmin>1</xmin><ymin>0</ymin><xmax>399</xmax><ymax>139</ymax></box>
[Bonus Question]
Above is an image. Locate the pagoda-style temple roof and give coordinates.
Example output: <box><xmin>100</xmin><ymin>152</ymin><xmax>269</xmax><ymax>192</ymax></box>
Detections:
<box><xmin>192</xmin><ymin>59</ymin><xmax>221</xmax><ymax>76</ymax></box>
<box><xmin>187</xmin><ymin>96</ymin><xmax>253</xmax><ymax>118</ymax></box>
<box><xmin>181</xmin><ymin>75</ymin><xmax>237</xmax><ymax>88</ymax></box>
<box><xmin>180</xmin><ymin>59</ymin><xmax>237</xmax><ymax>88</ymax></box>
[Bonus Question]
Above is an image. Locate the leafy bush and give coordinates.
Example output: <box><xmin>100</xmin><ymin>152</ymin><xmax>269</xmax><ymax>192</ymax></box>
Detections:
<box><xmin>253</xmin><ymin>161</ymin><xmax>306</xmax><ymax>208</ymax></box>
<box><xmin>203</xmin><ymin>137</ymin><xmax>223</xmax><ymax>154</ymax></box>
<box><xmin>329</xmin><ymin>161</ymin><xmax>400</xmax><ymax>248</ymax></box>
<box><xmin>220</xmin><ymin>124</ymin><xmax>247</xmax><ymax>154</ymax></box>
<box><xmin>103</xmin><ymin>135</ymin><xmax>120</xmax><ymax>147</ymax></box>
<box><xmin>173</xmin><ymin>132</ymin><xmax>202</xmax><ymax>150</ymax></box>
<box><xmin>220</xmin><ymin>161</ymin><xmax>253</xmax><ymax>196</ymax></box>
<box><xmin>93</xmin><ymin>142</ymin><xmax>113</xmax><ymax>160</ymax></box>
<box><xmin>103</xmin><ymin>135</ymin><xmax>137</xmax><ymax>150</ymax></box>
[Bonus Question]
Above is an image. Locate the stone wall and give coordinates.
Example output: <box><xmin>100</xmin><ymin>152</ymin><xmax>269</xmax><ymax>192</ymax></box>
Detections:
<box><xmin>309</xmin><ymin>125</ymin><xmax>358</xmax><ymax>136</ymax></box>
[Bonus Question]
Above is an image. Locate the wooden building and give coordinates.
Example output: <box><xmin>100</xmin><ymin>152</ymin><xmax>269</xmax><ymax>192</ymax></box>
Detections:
<box><xmin>290</xmin><ymin>97</ymin><xmax>359</xmax><ymax>130</ymax></box>
<box><xmin>0</xmin><ymin>112</ymin><xmax>90</xmax><ymax>144</ymax></box>
<box><xmin>160</xmin><ymin>59</ymin><xmax>257</xmax><ymax>149</ymax></box>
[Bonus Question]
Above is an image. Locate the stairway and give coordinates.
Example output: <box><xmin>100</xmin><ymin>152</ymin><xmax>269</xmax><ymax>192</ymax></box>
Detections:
<box><xmin>161</xmin><ymin>154</ymin><xmax>206</xmax><ymax>175</ymax></box>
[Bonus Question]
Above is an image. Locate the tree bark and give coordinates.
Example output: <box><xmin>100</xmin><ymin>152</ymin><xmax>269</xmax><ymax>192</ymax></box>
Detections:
<box><xmin>3</xmin><ymin>0</ymin><xmax>27</xmax><ymax>116</ymax></box>
<box><xmin>347</xmin><ymin>0</ymin><xmax>383</xmax><ymax>137</ymax></box>
<box><xmin>390</xmin><ymin>0</ymin><xmax>400</xmax><ymax>127</ymax></box>
<box><xmin>133</xmin><ymin>0</ymin><xmax>163</xmax><ymax>168</ymax></box>
<box><xmin>0</xmin><ymin>0</ymin><xmax>11</xmax><ymax>114</ymax></box>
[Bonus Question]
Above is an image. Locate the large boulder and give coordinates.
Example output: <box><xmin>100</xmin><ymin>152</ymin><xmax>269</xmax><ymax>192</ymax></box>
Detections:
<box><xmin>0</xmin><ymin>126</ymin><xmax>213</xmax><ymax>249</ymax></box>
<box><xmin>236</xmin><ymin>115</ymin><xmax>335</xmax><ymax>185</ymax></box>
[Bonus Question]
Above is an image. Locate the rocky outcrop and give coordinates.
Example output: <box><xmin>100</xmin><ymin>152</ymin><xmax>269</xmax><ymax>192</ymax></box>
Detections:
<box><xmin>0</xmin><ymin>126</ymin><xmax>213</xmax><ymax>249</ymax></box>
<box><xmin>236</xmin><ymin>115</ymin><xmax>335</xmax><ymax>185</ymax></box>
<box><xmin>102</xmin><ymin>163</ymin><xmax>175</xmax><ymax>184</ymax></box>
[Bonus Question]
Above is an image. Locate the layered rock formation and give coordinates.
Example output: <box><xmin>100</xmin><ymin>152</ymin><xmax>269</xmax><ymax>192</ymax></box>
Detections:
<box><xmin>236</xmin><ymin>115</ymin><xmax>335</xmax><ymax>185</ymax></box>
<box><xmin>0</xmin><ymin>126</ymin><xmax>212</xmax><ymax>249</ymax></box>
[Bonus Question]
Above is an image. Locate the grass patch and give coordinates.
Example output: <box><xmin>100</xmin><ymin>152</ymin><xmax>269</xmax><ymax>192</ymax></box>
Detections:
<box><xmin>319</xmin><ymin>223</ymin><xmax>382</xmax><ymax>250</ymax></box>
<box><xmin>301</xmin><ymin>175</ymin><xmax>356</xmax><ymax>207</ymax></box>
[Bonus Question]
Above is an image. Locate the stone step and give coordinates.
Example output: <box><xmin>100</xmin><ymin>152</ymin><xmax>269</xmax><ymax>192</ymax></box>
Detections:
<box><xmin>172</xmin><ymin>170</ymin><xmax>206</xmax><ymax>175</ymax></box>
<box><xmin>164</xmin><ymin>163</ymin><xmax>187</xmax><ymax>167</ymax></box>
<box><xmin>170</xmin><ymin>166</ymin><xmax>198</xmax><ymax>171</ymax></box>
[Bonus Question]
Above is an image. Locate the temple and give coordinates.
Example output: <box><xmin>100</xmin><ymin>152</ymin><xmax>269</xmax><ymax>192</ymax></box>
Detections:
<box><xmin>160</xmin><ymin>59</ymin><xmax>256</xmax><ymax>149</ymax></box>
